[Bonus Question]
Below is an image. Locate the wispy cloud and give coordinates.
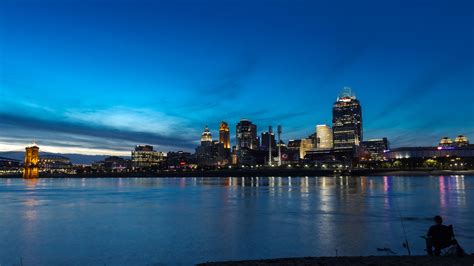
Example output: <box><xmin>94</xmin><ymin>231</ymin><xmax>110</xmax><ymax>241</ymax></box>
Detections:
<box><xmin>0</xmin><ymin>112</ymin><xmax>197</xmax><ymax>154</ymax></box>
<box><xmin>64</xmin><ymin>107</ymin><xmax>192</xmax><ymax>136</ymax></box>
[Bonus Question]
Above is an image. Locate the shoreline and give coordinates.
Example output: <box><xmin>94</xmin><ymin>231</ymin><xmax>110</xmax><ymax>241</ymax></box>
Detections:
<box><xmin>197</xmin><ymin>255</ymin><xmax>474</xmax><ymax>265</ymax></box>
<box><xmin>1</xmin><ymin>169</ymin><xmax>473</xmax><ymax>178</ymax></box>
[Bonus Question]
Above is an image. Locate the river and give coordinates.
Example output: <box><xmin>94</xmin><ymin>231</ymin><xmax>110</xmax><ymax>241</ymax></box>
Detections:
<box><xmin>0</xmin><ymin>176</ymin><xmax>472</xmax><ymax>265</ymax></box>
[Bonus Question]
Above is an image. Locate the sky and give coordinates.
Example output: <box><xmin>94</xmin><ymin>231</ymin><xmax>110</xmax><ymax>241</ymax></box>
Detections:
<box><xmin>1</xmin><ymin>0</ymin><xmax>473</xmax><ymax>155</ymax></box>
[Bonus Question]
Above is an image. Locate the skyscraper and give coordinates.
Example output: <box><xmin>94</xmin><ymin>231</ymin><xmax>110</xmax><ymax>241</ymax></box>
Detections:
<box><xmin>201</xmin><ymin>126</ymin><xmax>213</xmax><ymax>146</ymax></box>
<box><xmin>332</xmin><ymin>87</ymin><xmax>362</xmax><ymax>149</ymax></box>
<box><xmin>236</xmin><ymin>119</ymin><xmax>258</xmax><ymax>150</ymax></box>
<box><xmin>219</xmin><ymin>121</ymin><xmax>230</xmax><ymax>149</ymax></box>
<box><xmin>23</xmin><ymin>144</ymin><xmax>39</xmax><ymax>179</ymax></box>
<box><xmin>260</xmin><ymin>131</ymin><xmax>276</xmax><ymax>150</ymax></box>
<box><xmin>316</xmin><ymin>124</ymin><xmax>333</xmax><ymax>150</ymax></box>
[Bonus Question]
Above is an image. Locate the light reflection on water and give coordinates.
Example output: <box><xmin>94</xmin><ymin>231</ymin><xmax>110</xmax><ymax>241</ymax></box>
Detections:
<box><xmin>0</xmin><ymin>176</ymin><xmax>472</xmax><ymax>265</ymax></box>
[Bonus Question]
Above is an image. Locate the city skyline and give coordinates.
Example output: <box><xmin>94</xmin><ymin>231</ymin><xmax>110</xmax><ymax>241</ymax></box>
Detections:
<box><xmin>1</xmin><ymin>0</ymin><xmax>473</xmax><ymax>156</ymax></box>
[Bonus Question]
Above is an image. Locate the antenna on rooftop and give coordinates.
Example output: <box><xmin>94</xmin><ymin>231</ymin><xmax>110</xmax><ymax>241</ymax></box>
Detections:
<box><xmin>338</xmin><ymin>86</ymin><xmax>355</xmax><ymax>99</ymax></box>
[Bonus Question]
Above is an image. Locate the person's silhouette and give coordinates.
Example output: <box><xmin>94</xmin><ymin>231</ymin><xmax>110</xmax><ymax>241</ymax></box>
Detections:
<box><xmin>426</xmin><ymin>215</ymin><xmax>456</xmax><ymax>256</ymax></box>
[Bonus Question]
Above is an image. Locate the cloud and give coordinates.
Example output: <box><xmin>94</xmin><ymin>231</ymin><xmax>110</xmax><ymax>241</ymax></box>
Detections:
<box><xmin>0</xmin><ymin>51</ymin><xmax>262</xmax><ymax>155</ymax></box>
<box><xmin>0</xmin><ymin>112</ymin><xmax>197</xmax><ymax>154</ymax></box>
<box><xmin>64</xmin><ymin>107</ymin><xmax>191</xmax><ymax>136</ymax></box>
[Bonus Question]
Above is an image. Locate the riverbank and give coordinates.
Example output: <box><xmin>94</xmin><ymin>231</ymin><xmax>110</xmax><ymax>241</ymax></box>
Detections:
<box><xmin>1</xmin><ymin>169</ymin><xmax>473</xmax><ymax>178</ymax></box>
<box><xmin>198</xmin><ymin>255</ymin><xmax>474</xmax><ymax>265</ymax></box>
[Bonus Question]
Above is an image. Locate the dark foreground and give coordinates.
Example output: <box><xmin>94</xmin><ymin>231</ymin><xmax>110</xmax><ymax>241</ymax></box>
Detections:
<box><xmin>198</xmin><ymin>255</ymin><xmax>474</xmax><ymax>266</ymax></box>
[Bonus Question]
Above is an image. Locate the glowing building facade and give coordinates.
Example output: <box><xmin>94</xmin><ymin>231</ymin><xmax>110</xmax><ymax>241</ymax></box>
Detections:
<box><xmin>201</xmin><ymin>126</ymin><xmax>213</xmax><ymax>146</ymax></box>
<box><xmin>299</xmin><ymin>138</ymin><xmax>314</xmax><ymax>159</ymax></box>
<box><xmin>39</xmin><ymin>155</ymin><xmax>72</xmax><ymax>173</ymax></box>
<box><xmin>439</xmin><ymin>137</ymin><xmax>453</xmax><ymax>147</ymax></box>
<box><xmin>131</xmin><ymin>145</ymin><xmax>166</xmax><ymax>169</ymax></box>
<box><xmin>23</xmin><ymin>144</ymin><xmax>39</xmax><ymax>179</ymax></box>
<box><xmin>196</xmin><ymin>126</ymin><xmax>229</xmax><ymax>166</ymax></box>
<box><xmin>236</xmin><ymin>119</ymin><xmax>258</xmax><ymax>150</ymax></box>
<box><xmin>454</xmin><ymin>135</ymin><xmax>469</xmax><ymax>147</ymax></box>
<box><xmin>332</xmin><ymin>87</ymin><xmax>362</xmax><ymax>149</ymax></box>
<box><xmin>219</xmin><ymin>122</ymin><xmax>230</xmax><ymax>149</ymax></box>
<box><xmin>360</xmin><ymin>138</ymin><xmax>389</xmax><ymax>161</ymax></box>
<box><xmin>316</xmin><ymin>124</ymin><xmax>333</xmax><ymax>150</ymax></box>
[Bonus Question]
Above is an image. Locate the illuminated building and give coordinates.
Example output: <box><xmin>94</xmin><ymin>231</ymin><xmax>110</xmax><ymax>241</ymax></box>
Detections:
<box><xmin>196</xmin><ymin>127</ymin><xmax>229</xmax><ymax>166</ymax></box>
<box><xmin>0</xmin><ymin>157</ymin><xmax>21</xmax><ymax>175</ymax></box>
<box><xmin>287</xmin><ymin>139</ymin><xmax>301</xmax><ymax>151</ymax></box>
<box><xmin>131</xmin><ymin>145</ymin><xmax>166</xmax><ymax>169</ymax></box>
<box><xmin>23</xmin><ymin>144</ymin><xmax>39</xmax><ymax>178</ymax></box>
<box><xmin>92</xmin><ymin>156</ymin><xmax>129</xmax><ymax>172</ymax></box>
<box><xmin>166</xmin><ymin>151</ymin><xmax>196</xmax><ymax>169</ymax></box>
<box><xmin>454</xmin><ymin>135</ymin><xmax>469</xmax><ymax>147</ymax></box>
<box><xmin>299</xmin><ymin>138</ymin><xmax>314</xmax><ymax>159</ymax></box>
<box><xmin>219</xmin><ymin>121</ymin><xmax>231</xmax><ymax>149</ymax></box>
<box><xmin>201</xmin><ymin>126</ymin><xmax>213</xmax><ymax>146</ymax></box>
<box><xmin>39</xmin><ymin>155</ymin><xmax>72</xmax><ymax>173</ymax></box>
<box><xmin>316</xmin><ymin>124</ymin><xmax>333</xmax><ymax>150</ymax></box>
<box><xmin>360</xmin><ymin>138</ymin><xmax>389</xmax><ymax>161</ymax></box>
<box><xmin>385</xmin><ymin>147</ymin><xmax>474</xmax><ymax>160</ymax></box>
<box><xmin>231</xmin><ymin>148</ymin><xmax>238</xmax><ymax>165</ymax></box>
<box><xmin>284</xmin><ymin>139</ymin><xmax>302</xmax><ymax>162</ymax></box>
<box><xmin>104</xmin><ymin>156</ymin><xmax>128</xmax><ymax>170</ymax></box>
<box><xmin>304</xmin><ymin>148</ymin><xmax>355</xmax><ymax>166</ymax></box>
<box><xmin>384</xmin><ymin>137</ymin><xmax>474</xmax><ymax>169</ymax></box>
<box><xmin>332</xmin><ymin>87</ymin><xmax>362</xmax><ymax>149</ymax></box>
<box><xmin>439</xmin><ymin>137</ymin><xmax>453</xmax><ymax>147</ymax></box>
<box><xmin>236</xmin><ymin>119</ymin><xmax>258</xmax><ymax>150</ymax></box>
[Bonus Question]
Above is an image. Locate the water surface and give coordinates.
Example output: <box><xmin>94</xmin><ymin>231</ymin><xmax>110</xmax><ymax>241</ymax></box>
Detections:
<box><xmin>0</xmin><ymin>176</ymin><xmax>472</xmax><ymax>265</ymax></box>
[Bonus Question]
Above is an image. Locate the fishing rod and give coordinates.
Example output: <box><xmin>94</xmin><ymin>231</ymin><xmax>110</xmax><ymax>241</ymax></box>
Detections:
<box><xmin>394</xmin><ymin>199</ymin><xmax>411</xmax><ymax>256</ymax></box>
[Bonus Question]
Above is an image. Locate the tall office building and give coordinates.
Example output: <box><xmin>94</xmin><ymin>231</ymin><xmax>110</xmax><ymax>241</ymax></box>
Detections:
<box><xmin>236</xmin><ymin>119</ymin><xmax>258</xmax><ymax>150</ymax></box>
<box><xmin>196</xmin><ymin>126</ymin><xmax>229</xmax><ymax>166</ymax></box>
<box><xmin>261</xmin><ymin>131</ymin><xmax>276</xmax><ymax>150</ymax></box>
<box><xmin>316</xmin><ymin>124</ymin><xmax>333</xmax><ymax>150</ymax></box>
<box><xmin>23</xmin><ymin>144</ymin><xmax>39</xmax><ymax>179</ymax></box>
<box><xmin>219</xmin><ymin>122</ymin><xmax>230</xmax><ymax>149</ymax></box>
<box><xmin>332</xmin><ymin>87</ymin><xmax>362</xmax><ymax>149</ymax></box>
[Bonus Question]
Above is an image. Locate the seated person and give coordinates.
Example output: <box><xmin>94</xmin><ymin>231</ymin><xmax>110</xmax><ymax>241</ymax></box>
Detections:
<box><xmin>425</xmin><ymin>215</ymin><xmax>457</xmax><ymax>256</ymax></box>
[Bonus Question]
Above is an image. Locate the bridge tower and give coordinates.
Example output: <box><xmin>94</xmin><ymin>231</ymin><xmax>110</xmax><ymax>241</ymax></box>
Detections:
<box><xmin>23</xmin><ymin>144</ymin><xmax>39</xmax><ymax>179</ymax></box>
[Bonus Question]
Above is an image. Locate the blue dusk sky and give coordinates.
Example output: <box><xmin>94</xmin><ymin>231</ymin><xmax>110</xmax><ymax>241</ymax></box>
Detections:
<box><xmin>1</xmin><ymin>0</ymin><xmax>473</xmax><ymax>155</ymax></box>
